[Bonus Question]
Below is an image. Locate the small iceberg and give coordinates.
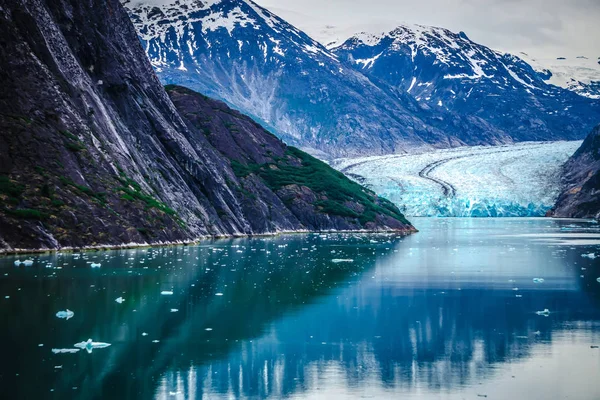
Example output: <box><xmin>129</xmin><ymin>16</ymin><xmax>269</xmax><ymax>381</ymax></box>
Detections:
<box><xmin>597</xmin><ymin>277</ymin><xmax>600</xmax><ymax>283</ymax></box>
<box><xmin>90</xmin><ymin>263</ymin><xmax>101</xmax><ymax>268</ymax></box>
<box><xmin>533</xmin><ymin>278</ymin><xmax>545</xmax><ymax>283</ymax></box>
<box><xmin>115</xmin><ymin>297</ymin><xmax>125</xmax><ymax>304</ymax></box>
<box><xmin>161</xmin><ymin>290</ymin><xmax>174</xmax><ymax>296</ymax></box>
<box><xmin>582</xmin><ymin>253</ymin><xmax>597</xmax><ymax>259</ymax></box>
<box><xmin>14</xmin><ymin>259</ymin><xmax>34</xmax><ymax>266</ymax></box>
<box><xmin>74</xmin><ymin>339</ymin><xmax>111</xmax><ymax>354</ymax></box>
<box><xmin>536</xmin><ymin>309</ymin><xmax>551</xmax><ymax>317</ymax></box>
<box><xmin>52</xmin><ymin>348</ymin><xmax>80</xmax><ymax>354</ymax></box>
<box><xmin>331</xmin><ymin>259</ymin><xmax>354</xmax><ymax>263</ymax></box>
<box><xmin>56</xmin><ymin>310</ymin><xmax>74</xmax><ymax>320</ymax></box>
<box><xmin>170</xmin><ymin>309</ymin><xmax>178</xmax><ymax>313</ymax></box>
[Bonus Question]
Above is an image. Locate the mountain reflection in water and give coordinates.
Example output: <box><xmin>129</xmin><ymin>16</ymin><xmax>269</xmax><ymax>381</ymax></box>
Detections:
<box><xmin>1</xmin><ymin>219</ymin><xmax>599</xmax><ymax>399</ymax></box>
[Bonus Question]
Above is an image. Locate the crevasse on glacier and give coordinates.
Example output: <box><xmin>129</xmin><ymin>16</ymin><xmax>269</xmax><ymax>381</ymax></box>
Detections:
<box><xmin>334</xmin><ymin>141</ymin><xmax>582</xmax><ymax>217</ymax></box>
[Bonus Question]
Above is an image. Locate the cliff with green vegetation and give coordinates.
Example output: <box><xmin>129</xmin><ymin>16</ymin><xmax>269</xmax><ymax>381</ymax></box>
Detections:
<box><xmin>0</xmin><ymin>0</ymin><xmax>414</xmax><ymax>252</ymax></box>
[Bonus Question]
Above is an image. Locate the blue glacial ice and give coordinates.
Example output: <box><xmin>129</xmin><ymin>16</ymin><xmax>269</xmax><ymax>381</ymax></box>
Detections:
<box><xmin>333</xmin><ymin>141</ymin><xmax>581</xmax><ymax>217</ymax></box>
<box><xmin>56</xmin><ymin>309</ymin><xmax>74</xmax><ymax>320</ymax></box>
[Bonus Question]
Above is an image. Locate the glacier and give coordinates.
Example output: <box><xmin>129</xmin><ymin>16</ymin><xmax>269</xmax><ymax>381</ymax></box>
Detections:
<box><xmin>333</xmin><ymin>141</ymin><xmax>582</xmax><ymax>217</ymax></box>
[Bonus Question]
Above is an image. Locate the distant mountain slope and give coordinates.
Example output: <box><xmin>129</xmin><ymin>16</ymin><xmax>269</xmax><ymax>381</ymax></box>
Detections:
<box><xmin>124</xmin><ymin>0</ymin><xmax>452</xmax><ymax>157</ymax></box>
<box><xmin>551</xmin><ymin>125</ymin><xmax>600</xmax><ymax>219</ymax></box>
<box><xmin>0</xmin><ymin>0</ymin><xmax>413</xmax><ymax>252</ymax></box>
<box><xmin>332</xmin><ymin>25</ymin><xmax>600</xmax><ymax>145</ymax></box>
<box><xmin>125</xmin><ymin>2</ymin><xmax>599</xmax><ymax>157</ymax></box>
<box><xmin>517</xmin><ymin>53</ymin><xmax>600</xmax><ymax>100</ymax></box>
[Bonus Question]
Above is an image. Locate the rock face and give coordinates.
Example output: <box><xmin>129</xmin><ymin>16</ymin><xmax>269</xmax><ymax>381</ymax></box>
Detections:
<box><xmin>0</xmin><ymin>0</ymin><xmax>413</xmax><ymax>252</ymax></box>
<box><xmin>551</xmin><ymin>125</ymin><xmax>600</xmax><ymax>219</ymax></box>
<box><xmin>124</xmin><ymin>1</ymin><xmax>599</xmax><ymax>157</ymax></box>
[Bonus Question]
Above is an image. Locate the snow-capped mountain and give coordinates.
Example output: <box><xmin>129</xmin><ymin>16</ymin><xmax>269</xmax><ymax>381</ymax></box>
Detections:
<box><xmin>124</xmin><ymin>1</ymin><xmax>599</xmax><ymax>157</ymax></box>
<box><xmin>332</xmin><ymin>25</ymin><xmax>599</xmax><ymax>146</ymax></box>
<box><xmin>517</xmin><ymin>53</ymin><xmax>600</xmax><ymax>99</ymax></box>
<box><xmin>123</xmin><ymin>0</ymin><xmax>455</xmax><ymax>157</ymax></box>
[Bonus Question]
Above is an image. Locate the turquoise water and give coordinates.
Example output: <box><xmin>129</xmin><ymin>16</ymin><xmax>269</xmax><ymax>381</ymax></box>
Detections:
<box><xmin>1</xmin><ymin>218</ymin><xmax>600</xmax><ymax>399</ymax></box>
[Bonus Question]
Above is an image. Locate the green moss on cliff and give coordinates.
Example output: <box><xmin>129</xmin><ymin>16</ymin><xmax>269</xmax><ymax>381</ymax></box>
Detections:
<box><xmin>231</xmin><ymin>147</ymin><xmax>409</xmax><ymax>225</ymax></box>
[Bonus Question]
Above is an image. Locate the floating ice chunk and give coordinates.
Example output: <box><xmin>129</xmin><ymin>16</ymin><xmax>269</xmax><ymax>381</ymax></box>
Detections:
<box><xmin>215</xmin><ymin>293</ymin><xmax>224</xmax><ymax>296</ymax></box>
<box><xmin>532</xmin><ymin>278</ymin><xmax>545</xmax><ymax>283</ymax></box>
<box><xmin>14</xmin><ymin>260</ymin><xmax>22</xmax><ymax>266</ymax></box>
<box><xmin>56</xmin><ymin>309</ymin><xmax>74</xmax><ymax>320</ymax></box>
<box><xmin>161</xmin><ymin>291</ymin><xmax>173</xmax><ymax>295</ymax></box>
<box><xmin>23</xmin><ymin>260</ymin><xmax>34</xmax><ymax>266</ymax></box>
<box><xmin>331</xmin><ymin>259</ymin><xmax>354</xmax><ymax>263</ymax></box>
<box><xmin>38</xmin><ymin>344</ymin><xmax>44</xmax><ymax>347</ymax></box>
<box><xmin>142</xmin><ymin>332</ymin><xmax>148</xmax><ymax>336</ymax></box>
<box><xmin>90</xmin><ymin>263</ymin><xmax>101</xmax><ymax>268</ymax></box>
<box><xmin>536</xmin><ymin>309</ymin><xmax>551</xmax><ymax>317</ymax></box>
<box><xmin>74</xmin><ymin>339</ymin><xmax>111</xmax><ymax>354</ymax></box>
<box><xmin>52</xmin><ymin>348</ymin><xmax>80</xmax><ymax>354</ymax></box>
<box><xmin>597</xmin><ymin>277</ymin><xmax>600</xmax><ymax>283</ymax></box>
<box><xmin>582</xmin><ymin>253</ymin><xmax>597</xmax><ymax>259</ymax></box>
<box><xmin>205</xmin><ymin>328</ymin><xmax>213</xmax><ymax>331</ymax></box>
<box><xmin>152</xmin><ymin>340</ymin><xmax>160</xmax><ymax>343</ymax></box>
<box><xmin>115</xmin><ymin>297</ymin><xmax>125</xmax><ymax>304</ymax></box>
<box><xmin>170</xmin><ymin>309</ymin><xmax>178</xmax><ymax>313</ymax></box>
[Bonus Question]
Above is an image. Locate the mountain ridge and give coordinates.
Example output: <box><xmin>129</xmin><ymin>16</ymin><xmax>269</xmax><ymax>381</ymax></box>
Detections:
<box><xmin>125</xmin><ymin>0</ymin><xmax>600</xmax><ymax>157</ymax></box>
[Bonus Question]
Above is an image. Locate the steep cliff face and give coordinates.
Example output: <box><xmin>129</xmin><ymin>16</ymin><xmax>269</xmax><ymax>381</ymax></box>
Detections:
<box><xmin>0</xmin><ymin>0</ymin><xmax>413</xmax><ymax>252</ymax></box>
<box><xmin>551</xmin><ymin>125</ymin><xmax>600</xmax><ymax>219</ymax></box>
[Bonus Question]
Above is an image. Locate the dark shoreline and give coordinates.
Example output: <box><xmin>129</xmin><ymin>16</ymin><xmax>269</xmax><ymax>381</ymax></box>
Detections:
<box><xmin>0</xmin><ymin>228</ymin><xmax>417</xmax><ymax>256</ymax></box>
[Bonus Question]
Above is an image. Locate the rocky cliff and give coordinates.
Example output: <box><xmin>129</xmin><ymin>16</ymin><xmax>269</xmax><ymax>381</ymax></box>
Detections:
<box><xmin>0</xmin><ymin>0</ymin><xmax>413</xmax><ymax>252</ymax></box>
<box><xmin>551</xmin><ymin>125</ymin><xmax>600</xmax><ymax>219</ymax></box>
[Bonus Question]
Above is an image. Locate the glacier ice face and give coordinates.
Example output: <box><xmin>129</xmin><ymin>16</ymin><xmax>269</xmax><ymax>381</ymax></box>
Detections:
<box><xmin>334</xmin><ymin>142</ymin><xmax>581</xmax><ymax>217</ymax></box>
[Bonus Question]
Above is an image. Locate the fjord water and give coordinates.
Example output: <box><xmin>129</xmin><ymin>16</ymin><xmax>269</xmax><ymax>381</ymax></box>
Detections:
<box><xmin>1</xmin><ymin>219</ymin><xmax>600</xmax><ymax>399</ymax></box>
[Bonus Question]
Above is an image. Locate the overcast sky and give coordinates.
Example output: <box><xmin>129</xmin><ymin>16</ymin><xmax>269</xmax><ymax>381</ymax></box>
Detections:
<box><xmin>254</xmin><ymin>0</ymin><xmax>600</xmax><ymax>59</ymax></box>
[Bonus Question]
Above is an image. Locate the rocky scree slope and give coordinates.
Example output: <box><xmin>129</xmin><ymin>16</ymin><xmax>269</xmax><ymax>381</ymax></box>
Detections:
<box><xmin>0</xmin><ymin>0</ymin><xmax>413</xmax><ymax>252</ymax></box>
<box><xmin>551</xmin><ymin>125</ymin><xmax>600</xmax><ymax>219</ymax></box>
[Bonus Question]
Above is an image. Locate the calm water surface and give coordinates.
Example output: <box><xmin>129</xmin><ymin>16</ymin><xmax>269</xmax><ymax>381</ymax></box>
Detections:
<box><xmin>1</xmin><ymin>218</ymin><xmax>600</xmax><ymax>399</ymax></box>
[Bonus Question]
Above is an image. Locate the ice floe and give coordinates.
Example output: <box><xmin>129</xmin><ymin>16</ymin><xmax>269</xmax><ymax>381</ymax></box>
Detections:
<box><xmin>74</xmin><ymin>339</ymin><xmax>111</xmax><ymax>354</ymax></box>
<box><xmin>56</xmin><ymin>310</ymin><xmax>74</xmax><ymax>320</ymax></box>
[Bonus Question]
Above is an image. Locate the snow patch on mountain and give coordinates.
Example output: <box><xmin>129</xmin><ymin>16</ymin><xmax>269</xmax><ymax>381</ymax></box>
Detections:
<box><xmin>333</xmin><ymin>142</ymin><xmax>582</xmax><ymax>217</ymax></box>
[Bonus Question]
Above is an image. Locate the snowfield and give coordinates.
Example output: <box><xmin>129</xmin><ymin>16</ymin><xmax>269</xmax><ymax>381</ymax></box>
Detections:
<box><xmin>333</xmin><ymin>141</ymin><xmax>582</xmax><ymax>217</ymax></box>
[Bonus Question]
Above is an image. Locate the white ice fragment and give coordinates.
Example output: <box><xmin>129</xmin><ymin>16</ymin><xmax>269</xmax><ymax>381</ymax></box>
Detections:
<box><xmin>152</xmin><ymin>340</ymin><xmax>160</xmax><ymax>343</ymax></box>
<box><xmin>142</xmin><ymin>333</ymin><xmax>148</xmax><ymax>336</ymax></box>
<box><xmin>52</xmin><ymin>348</ymin><xmax>80</xmax><ymax>354</ymax></box>
<box><xmin>215</xmin><ymin>293</ymin><xmax>223</xmax><ymax>296</ymax></box>
<box><xmin>56</xmin><ymin>309</ymin><xmax>74</xmax><ymax>320</ymax></box>
<box><xmin>38</xmin><ymin>344</ymin><xmax>44</xmax><ymax>347</ymax></box>
<box><xmin>115</xmin><ymin>297</ymin><xmax>125</xmax><ymax>304</ymax></box>
<box><xmin>597</xmin><ymin>277</ymin><xmax>600</xmax><ymax>283</ymax></box>
<box><xmin>170</xmin><ymin>309</ymin><xmax>178</xmax><ymax>313</ymax></box>
<box><xmin>14</xmin><ymin>260</ymin><xmax>22</xmax><ymax>266</ymax></box>
<box><xmin>23</xmin><ymin>260</ymin><xmax>34</xmax><ymax>266</ymax></box>
<box><xmin>536</xmin><ymin>309</ymin><xmax>551</xmax><ymax>317</ymax></box>
<box><xmin>74</xmin><ymin>339</ymin><xmax>111</xmax><ymax>354</ymax></box>
<box><xmin>205</xmin><ymin>328</ymin><xmax>213</xmax><ymax>331</ymax></box>
<box><xmin>532</xmin><ymin>278</ymin><xmax>545</xmax><ymax>283</ymax></box>
<box><xmin>161</xmin><ymin>291</ymin><xmax>173</xmax><ymax>295</ymax></box>
<box><xmin>331</xmin><ymin>259</ymin><xmax>354</xmax><ymax>263</ymax></box>
<box><xmin>90</xmin><ymin>263</ymin><xmax>101</xmax><ymax>268</ymax></box>
<box><xmin>582</xmin><ymin>253</ymin><xmax>597</xmax><ymax>259</ymax></box>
